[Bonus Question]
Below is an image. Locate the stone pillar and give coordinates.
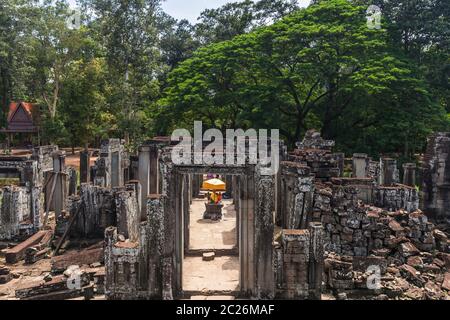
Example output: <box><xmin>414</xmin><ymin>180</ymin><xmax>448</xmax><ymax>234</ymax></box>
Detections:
<box><xmin>162</xmin><ymin>257</ymin><xmax>174</xmax><ymax>300</ymax></box>
<box><xmin>52</xmin><ymin>151</ymin><xmax>65</xmax><ymax>172</ymax></box>
<box><xmin>53</xmin><ymin>172</ymin><xmax>66</xmax><ymax>217</ymax></box>
<box><xmin>127</xmin><ymin>180</ymin><xmax>142</xmax><ymax>221</ymax></box>
<box><xmin>334</xmin><ymin>153</ymin><xmax>345</xmax><ymax>177</ymax></box>
<box><xmin>80</xmin><ymin>150</ymin><xmax>91</xmax><ymax>183</ymax></box>
<box><xmin>280</xmin><ymin>229</ymin><xmax>310</xmax><ymax>299</ymax></box>
<box><xmin>68</xmin><ymin>167</ymin><xmax>78</xmax><ymax>196</ymax></box>
<box><xmin>191</xmin><ymin>174</ymin><xmax>201</xmax><ymax>198</ymax></box>
<box><xmin>52</xmin><ymin>152</ymin><xmax>66</xmax><ymax>217</ymax></box>
<box><xmin>31</xmin><ymin>186</ymin><xmax>42</xmax><ymax>232</ymax></box>
<box><xmin>225</xmin><ymin>175</ymin><xmax>232</xmax><ymax>197</ymax></box>
<box><xmin>232</xmin><ymin>176</ymin><xmax>239</xmax><ymax>207</ymax></box>
<box><xmin>23</xmin><ymin>160</ymin><xmax>39</xmax><ymax>187</ymax></box>
<box><xmin>421</xmin><ymin>132</ymin><xmax>450</xmax><ymax>220</ymax></box>
<box><xmin>188</xmin><ymin>175</ymin><xmax>192</xmax><ymax>205</ymax></box>
<box><xmin>110</xmin><ymin>150</ymin><xmax>122</xmax><ymax>188</ymax></box>
<box><xmin>115</xmin><ymin>189</ymin><xmax>139</xmax><ymax>242</ymax></box>
<box><xmin>254</xmin><ymin>172</ymin><xmax>275</xmax><ymax>299</ymax></box>
<box><xmin>149</xmin><ymin>145</ymin><xmax>159</xmax><ymax>195</ymax></box>
<box><xmin>239</xmin><ymin>174</ymin><xmax>254</xmax><ymax>295</ymax></box>
<box><xmin>128</xmin><ymin>155</ymin><xmax>139</xmax><ymax>181</ymax></box>
<box><xmin>402</xmin><ymin>163</ymin><xmax>416</xmax><ymax>187</ymax></box>
<box><xmin>352</xmin><ymin>153</ymin><xmax>369</xmax><ymax>178</ymax></box>
<box><xmin>275</xmin><ymin>170</ymin><xmax>282</xmax><ymax>227</ymax></box>
<box><xmin>379</xmin><ymin>158</ymin><xmax>399</xmax><ymax>186</ymax></box>
<box><xmin>183</xmin><ymin>175</ymin><xmax>190</xmax><ymax>252</ymax></box>
<box><xmin>308</xmin><ymin>222</ymin><xmax>324</xmax><ymax>300</ymax></box>
<box><xmin>138</xmin><ymin>146</ymin><xmax>151</xmax><ymax>220</ymax></box>
<box><xmin>147</xmin><ymin>195</ymin><xmax>165</xmax><ymax>298</ymax></box>
<box><xmin>280</xmin><ymin>162</ymin><xmax>314</xmax><ymax>230</ymax></box>
<box><xmin>104</xmin><ymin>226</ymin><xmax>117</xmax><ymax>299</ymax></box>
<box><xmin>23</xmin><ymin>160</ymin><xmax>43</xmax><ymax>232</ymax></box>
<box><xmin>159</xmin><ymin>152</ymin><xmax>179</xmax><ymax>296</ymax></box>
<box><xmin>0</xmin><ymin>186</ymin><xmax>22</xmax><ymax>240</ymax></box>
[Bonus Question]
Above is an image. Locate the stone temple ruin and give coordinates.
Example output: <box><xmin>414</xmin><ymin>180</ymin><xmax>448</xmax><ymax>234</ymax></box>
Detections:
<box><xmin>0</xmin><ymin>131</ymin><xmax>449</xmax><ymax>300</ymax></box>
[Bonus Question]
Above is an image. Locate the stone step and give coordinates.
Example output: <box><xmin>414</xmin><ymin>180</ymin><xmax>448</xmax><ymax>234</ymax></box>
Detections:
<box><xmin>182</xmin><ymin>290</ymin><xmax>240</xmax><ymax>299</ymax></box>
<box><xmin>185</xmin><ymin>248</ymin><xmax>238</xmax><ymax>257</ymax></box>
<box><xmin>189</xmin><ymin>295</ymin><xmax>236</xmax><ymax>300</ymax></box>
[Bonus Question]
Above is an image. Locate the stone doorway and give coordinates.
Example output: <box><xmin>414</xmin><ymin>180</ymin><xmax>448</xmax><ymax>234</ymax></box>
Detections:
<box><xmin>104</xmin><ymin>147</ymin><xmax>276</xmax><ymax>300</ymax></box>
<box><xmin>182</xmin><ymin>174</ymin><xmax>239</xmax><ymax>297</ymax></box>
<box><xmin>161</xmin><ymin>159</ymin><xmax>275</xmax><ymax>299</ymax></box>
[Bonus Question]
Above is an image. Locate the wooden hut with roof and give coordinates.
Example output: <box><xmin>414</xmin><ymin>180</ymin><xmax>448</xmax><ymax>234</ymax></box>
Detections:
<box><xmin>1</xmin><ymin>101</ymin><xmax>40</xmax><ymax>148</ymax></box>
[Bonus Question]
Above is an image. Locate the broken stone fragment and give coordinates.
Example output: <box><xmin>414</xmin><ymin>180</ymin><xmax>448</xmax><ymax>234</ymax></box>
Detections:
<box><xmin>387</xmin><ymin>266</ymin><xmax>400</xmax><ymax>275</ymax></box>
<box><xmin>424</xmin><ymin>281</ymin><xmax>445</xmax><ymax>300</ymax></box>
<box><xmin>64</xmin><ymin>265</ymin><xmax>80</xmax><ymax>278</ymax></box>
<box><xmin>375</xmin><ymin>294</ymin><xmax>389</xmax><ymax>300</ymax></box>
<box><xmin>437</xmin><ymin>253</ymin><xmax>450</xmax><ymax>269</ymax></box>
<box><xmin>403</xmin><ymin>287</ymin><xmax>424</xmax><ymax>300</ymax></box>
<box><xmin>0</xmin><ymin>266</ymin><xmax>10</xmax><ymax>276</ymax></box>
<box><xmin>399</xmin><ymin>265</ymin><xmax>425</xmax><ymax>287</ymax></box>
<box><xmin>433</xmin><ymin>258</ymin><xmax>445</xmax><ymax>269</ymax></box>
<box><xmin>441</xmin><ymin>273</ymin><xmax>450</xmax><ymax>292</ymax></box>
<box><xmin>202</xmin><ymin>252</ymin><xmax>215</xmax><ymax>261</ymax></box>
<box><xmin>398</xmin><ymin>242</ymin><xmax>420</xmax><ymax>258</ymax></box>
<box><xmin>389</xmin><ymin>220</ymin><xmax>404</xmax><ymax>233</ymax></box>
<box><xmin>43</xmin><ymin>273</ymin><xmax>53</xmax><ymax>282</ymax></box>
<box><xmin>419</xmin><ymin>252</ymin><xmax>434</xmax><ymax>264</ymax></box>
<box><xmin>394</xmin><ymin>277</ymin><xmax>411</xmax><ymax>292</ymax></box>
<box><xmin>406</xmin><ymin>256</ymin><xmax>424</xmax><ymax>269</ymax></box>
<box><xmin>433</xmin><ymin>229</ymin><xmax>448</xmax><ymax>242</ymax></box>
<box><xmin>336</xmin><ymin>292</ymin><xmax>347</xmax><ymax>300</ymax></box>
<box><xmin>385</xmin><ymin>236</ymin><xmax>408</xmax><ymax>249</ymax></box>
<box><xmin>372</xmin><ymin>248</ymin><xmax>391</xmax><ymax>257</ymax></box>
<box><xmin>422</xmin><ymin>263</ymin><xmax>441</xmax><ymax>274</ymax></box>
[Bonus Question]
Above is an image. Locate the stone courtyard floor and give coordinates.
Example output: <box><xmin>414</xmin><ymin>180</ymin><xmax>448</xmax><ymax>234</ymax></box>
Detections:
<box><xmin>183</xmin><ymin>256</ymin><xmax>239</xmax><ymax>294</ymax></box>
<box><xmin>183</xmin><ymin>198</ymin><xmax>239</xmax><ymax>296</ymax></box>
<box><xmin>188</xmin><ymin>199</ymin><xmax>237</xmax><ymax>251</ymax></box>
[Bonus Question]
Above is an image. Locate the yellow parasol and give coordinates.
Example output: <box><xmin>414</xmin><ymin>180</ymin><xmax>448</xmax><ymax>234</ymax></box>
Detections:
<box><xmin>202</xmin><ymin>178</ymin><xmax>226</xmax><ymax>191</ymax></box>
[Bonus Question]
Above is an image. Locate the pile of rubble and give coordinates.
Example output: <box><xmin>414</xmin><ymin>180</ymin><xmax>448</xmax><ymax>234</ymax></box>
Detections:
<box><xmin>312</xmin><ymin>183</ymin><xmax>440</xmax><ymax>257</ymax></box>
<box><xmin>0</xmin><ymin>227</ymin><xmax>105</xmax><ymax>300</ymax></box>
<box><xmin>0</xmin><ymin>266</ymin><xmax>12</xmax><ymax>285</ymax></box>
<box><xmin>324</xmin><ymin>249</ymin><xmax>450</xmax><ymax>300</ymax></box>
<box><xmin>288</xmin><ymin>130</ymin><xmax>343</xmax><ymax>181</ymax></box>
<box><xmin>310</xmin><ymin>178</ymin><xmax>450</xmax><ymax>299</ymax></box>
<box><xmin>11</xmin><ymin>263</ymin><xmax>105</xmax><ymax>300</ymax></box>
<box><xmin>318</xmin><ymin>198</ymin><xmax>450</xmax><ymax>299</ymax></box>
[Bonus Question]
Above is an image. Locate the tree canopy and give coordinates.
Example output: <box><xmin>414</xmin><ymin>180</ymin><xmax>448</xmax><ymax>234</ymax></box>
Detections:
<box><xmin>160</xmin><ymin>0</ymin><xmax>449</xmax><ymax>157</ymax></box>
<box><xmin>0</xmin><ymin>0</ymin><xmax>448</xmax><ymax>158</ymax></box>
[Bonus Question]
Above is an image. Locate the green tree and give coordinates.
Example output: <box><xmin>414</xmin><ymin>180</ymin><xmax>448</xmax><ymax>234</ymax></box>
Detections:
<box><xmin>27</xmin><ymin>0</ymin><xmax>86</xmax><ymax>119</ymax></box>
<box><xmin>160</xmin><ymin>0</ymin><xmax>447</xmax><ymax>156</ymax></box>
<box><xmin>157</xmin><ymin>14</ymin><xmax>199</xmax><ymax>72</ymax></box>
<box><xmin>87</xmin><ymin>0</ymin><xmax>163</xmax><ymax>145</ymax></box>
<box><xmin>366</xmin><ymin>0</ymin><xmax>450</xmax><ymax>115</ymax></box>
<box><xmin>59</xmin><ymin>57</ymin><xmax>109</xmax><ymax>151</ymax></box>
<box><xmin>0</xmin><ymin>0</ymin><xmax>37</xmax><ymax>115</ymax></box>
<box><xmin>195</xmin><ymin>0</ymin><xmax>299</xmax><ymax>45</ymax></box>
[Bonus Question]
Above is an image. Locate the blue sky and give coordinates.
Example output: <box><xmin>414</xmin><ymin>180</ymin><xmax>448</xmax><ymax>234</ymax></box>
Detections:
<box><xmin>68</xmin><ymin>0</ymin><xmax>311</xmax><ymax>23</ymax></box>
<box><xmin>162</xmin><ymin>0</ymin><xmax>310</xmax><ymax>23</ymax></box>
<box><xmin>162</xmin><ymin>0</ymin><xmax>245</xmax><ymax>23</ymax></box>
